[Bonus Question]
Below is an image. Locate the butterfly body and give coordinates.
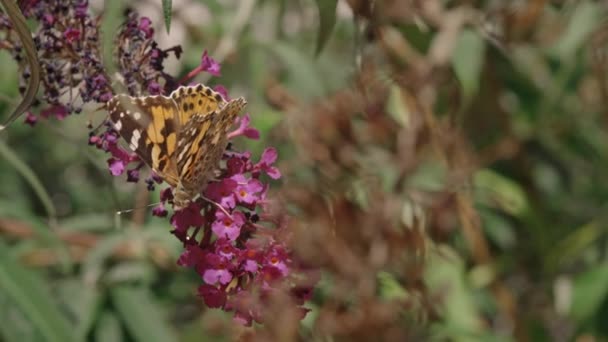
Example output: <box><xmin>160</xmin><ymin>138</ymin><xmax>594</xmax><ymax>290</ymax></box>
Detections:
<box><xmin>106</xmin><ymin>84</ymin><xmax>247</xmax><ymax>209</ymax></box>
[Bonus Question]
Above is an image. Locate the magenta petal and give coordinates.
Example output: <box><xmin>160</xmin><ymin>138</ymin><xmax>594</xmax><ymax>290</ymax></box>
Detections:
<box><xmin>244</xmin><ymin>259</ymin><xmax>258</xmax><ymax>273</ymax></box>
<box><xmin>126</xmin><ymin>168</ymin><xmax>140</xmax><ymax>182</ymax></box>
<box><xmin>41</xmin><ymin>105</ymin><xmax>69</xmax><ymax>120</ymax></box>
<box><xmin>177</xmin><ymin>244</ymin><xmax>205</xmax><ymax>267</ymax></box>
<box><xmin>198</xmin><ymin>284</ymin><xmax>226</xmax><ymax>308</ymax></box>
<box><xmin>170</xmin><ymin>203</ymin><xmax>205</xmax><ymax>238</ymax></box>
<box><xmin>213</xmin><ymin>85</ymin><xmax>229</xmax><ymax>100</ymax></box>
<box><xmin>107</xmin><ymin>158</ymin><xmax>125</xmax><ymax>176</ymax></box>
<box><xmin>160</xmin><ymin>188</ymin><xmax>174</xmax><ymax>202</ymax></box>
<box><xmin>261</xmin><ymin>148</ymin><xmax>278</xmax><ymax>165</ymax></box>
<box><xmin>152</xmin><ymin>203</ymin><xmax>167</xmax><ymax>217</ymax></box>
<box><xmin>265</xmin><ymin>166</ymin><xmax>282</xmax><ymax>179</ymax></box>
<box><xmin>212</xmin><ymin>211</ymin><xmax>244</xmax><ymax>241</ymax></box>
<box><xmin>244</xmin><ymin>128</ymin><xmax>260</xmax><ymax>139</ymax></box>
<box><xmin>24</xmin><ymin>112</ymin><xmax>37</xmax><ymax>126</ymax></box>
<box><xmin>203</xmin><ymin>269</ymin><xmax>233</xmax><ymax>285</ymax></box>
<box><xmin>200</xmin><ymin>50</ymin><xmax>221</xmax><ymax>76</ymax></box>
<box><xmin>233</xmin><ymin>312</ymin><xmax>253</xmax><ymax>326</ymax></box>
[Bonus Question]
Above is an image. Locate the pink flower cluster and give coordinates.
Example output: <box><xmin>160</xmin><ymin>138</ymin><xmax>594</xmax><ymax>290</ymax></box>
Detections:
<box><xmin>161</xmin><ymin>132</ymin><xmax>314</xmax><ymax>325</ymax></box>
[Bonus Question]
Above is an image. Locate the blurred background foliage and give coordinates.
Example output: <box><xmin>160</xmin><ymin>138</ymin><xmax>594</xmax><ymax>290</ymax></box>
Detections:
<box><xmin>1</xmin><ymin>0</ymin><xmax>608</xmax><ymax>341</ymax></box>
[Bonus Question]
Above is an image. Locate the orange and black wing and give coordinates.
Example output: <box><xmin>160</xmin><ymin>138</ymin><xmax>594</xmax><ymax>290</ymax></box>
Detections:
<box><xmin>169</xmin><ymin>84</ymin><xmax>226</xmax><ymax>125</ymax></box>
<box><xmin>106</xmin><ymin>94</ymin><xmax>181</xmax><ymax>187</ymax></box>
<box><xmin>174</xmin><ymin>97</ymin><xmax>248</xmax><ymax>191</ymax></box>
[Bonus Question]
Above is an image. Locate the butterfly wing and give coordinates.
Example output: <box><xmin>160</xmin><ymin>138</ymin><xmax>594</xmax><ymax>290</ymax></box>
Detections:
<box><xmin>174</xmin><ymin>97</ymin><xmax>248</xmax><ymax>193</ymax></box>
<box><xmin>170</xmin><ymin>84</ymin><xmax>226</xmax><ymax>125</ymax></box>
<box><xmin>106</xmin><ymin>94</ymin><xmax>181</xmax><ymax>187</ymax></box>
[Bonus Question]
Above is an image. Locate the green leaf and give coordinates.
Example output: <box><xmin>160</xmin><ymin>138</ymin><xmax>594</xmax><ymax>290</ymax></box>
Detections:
<box><xmin>105</xmin><ymin>261</ymin><xmax>156</xmax><ymax>285</ymax></box>
<box><xmin>474</xmin><ymin>169</ymin><xmax>529</xmax><ymax>216</ymax></box>
<box><xmin>424</xmin><ymin>246</ymin><xmax>484</xmax><ymax>336</ymax></box>
<box><xmin>60</xmin><ymin>213</ymin><xmax>114</xmax><ymax>232</ymax></box>
<box><xmin>111</xmin><ymin>286</ymin><xmax>177</xmax><ymax>342</ymax></box>
<box><xmin>546</xmin><ymin>220</ymin><xmax>607</xmax><ymax>270</ymax></box>
<box><xmin>386</xmin><ymin>84</ymin><xmax>411</xmax><ymax>127</ymax></box>
<box><xmin>162</xmin><ymin>0</ymin><xmax>172</xmax><ymax>34</ymax></box>
<box><xmin>378</xmin><ymin>271</ymin><xmax>408</xmax><ymax>300</ymax></box>
<box><xmin>452</xmin><ymin>29</ymin><xmax>485</xmax><ymax>100</ymax></box>
<box><xmin>314</xmin><ymin>0</ymin><xmax>338</xmax><ymax>56</ymax></box>
<box><xmin>570</xmin><ymin>263</ymin><xmax>608</xmax><ymax>323</ymax></box>
<box><xmin>0</xmin><ymin>291</ymin><xmax>40</xmax><ymax>341</ymax></box>
<box><xmin>0</xmin><ymin>242</ymin><xmax>75</xmax><ymax>342</ymax></box>
<box><xmin>0</xmin><ymin>140</ymin><xmax>56</xmax><ymax>221</ymax></box>
<box><xmin>82</xmin><ymin>232</ymin><xmax>131</xmax><ymax>284</ymax></box>
<box><xmin>56</xmin><ymin>279</ymin><xmax>102</xmax><ymax>341</ymax></box>
<box><xmin>101</xmin><ymin>0</ymin><xmax>127</xmax><ymax>78</ymax></box>
<box><xmin>265</xmin><ymin>41</ymin><xmax>326</xmax><ymax>99</ymax></box>
<box><xmin>95</xmin><ymin>311</ymin><xmax>124</xmax><ymax>342</ymax></box>
<box><xmin>550</xmin><ymin>2</ymin><xmax>602</xmax><ymax>60</ymax></box>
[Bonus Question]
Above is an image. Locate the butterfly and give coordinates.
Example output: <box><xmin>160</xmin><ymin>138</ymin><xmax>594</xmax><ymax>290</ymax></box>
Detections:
<box><xmin>106</xmin><ymin>84</ymin><xmax>247</xmax><ymax>209</ymax></box>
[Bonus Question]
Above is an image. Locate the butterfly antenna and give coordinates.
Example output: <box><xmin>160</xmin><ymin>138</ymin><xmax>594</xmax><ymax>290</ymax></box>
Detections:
<box><xmin>200</xmin><ymin>195</ymin><xmax>232</xmax><ymax>218</ymax></box>
<box><xmin>116</xmin><ymin>201</ymin><xmax>162</xmax><ymax>216</ymax></box>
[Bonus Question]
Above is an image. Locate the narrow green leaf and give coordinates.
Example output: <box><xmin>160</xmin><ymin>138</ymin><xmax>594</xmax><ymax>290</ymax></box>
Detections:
<box><xmin>95</xmin><ymin>311</ymin><xmax>124</xmax><ymax>342</ymax></box>
<box><xmin>570</xmin><ymin>263</ymin><xmax>608</xmax><ymax>323</ymax></box>
<box><xmin>452</xmin><ymin>29</ymin><xmax>485</xmax><ymax>100</ymax></box>
<box><xmin>101</xmin><ymin>0</ymin><xmax>127</xmax><ymax>77</ymax></box>
<box><xmin>0</xmin><ymin>242</ymin><xmax>75</xmax><ymax>342</ymax></box>
<box><xmin>162</xmin><ymin>0</ymin><xmax>173</xmax><ymax>34</ymax></box>
<box><xmin>546</xmin><ymin>220</ymin><xmax>606</xmax><ymax>270</ymax></box>
<box><xmin>0</xmin><ymin>140</ymin><xmax>56</xmax><ymax>220</ymax></box>
<box><xmin>111</xmin><ymin>286</ymin><xmax>177</xmax><ymax>342</ymax></box>
<box><xmin>56</xmin><ymin>279</ymin><xmax>102</xmax><ymax>341</ymax></box>
<box><xmin>0</xmin><ymin>291</ymin><xmax>39</xmax><ymax>341</ymax></box>
<box><xmin>314</xmin><ymin>0</ymin><xmax>338</xmax><ymax>56</ymax></box>
<box><xmin>0</xmin><ymin>0</ymin><xmax>41</xmax><ymax>130</ymax></box>
<box><xmin>551</xmin><ymin>2</ymin><xmax>602</xmax><ymax>60</ymax></box>
<box><xmin>386</xmin><ymin>85</ymin><xmax>411</xmax><ymax>127</ymax></box>
<box><xmin>474</xmin><ymin>169</ymin><xmax>529</xmax><ymax>216</ymax></box>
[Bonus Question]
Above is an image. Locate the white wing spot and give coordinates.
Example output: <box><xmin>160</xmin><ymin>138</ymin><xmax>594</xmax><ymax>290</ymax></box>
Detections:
<box><xmin>130</xmin><ymin>130</ymin><xmax>141</xmax><ymax>150</ymax></box>
<box><xmin>120</xmin><ymin>112</ymin><xmax>124</xmax><ymax>118</ymax></box>
<box><xmin>133</xmin><ymin>112</ymin><xmax>141</xmax><ymax>120</ymax></box>
<box><xmin>114</xmin><ymin>120</ymin><xmax>122</xmax><ymax>131</ymax></box>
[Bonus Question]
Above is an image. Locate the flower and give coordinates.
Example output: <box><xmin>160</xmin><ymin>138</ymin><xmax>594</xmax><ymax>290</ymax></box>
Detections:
<box><xmin>138</xmin><ymin>17</ymin><xmax>154</xmax><ymax>38</ymax></box>
<box><xmin>231</xmin><ymin>174</ymin><xmax>264</xmax><ymax>205</ymax></box>
<box><xmin>255</xmin><ymin>147</ymin><xmax>281</xmax><ymax>179</ymax></box>
<box><xmin>177</xmin><ymin>50</ymin><xmax>221</xmax><ymax>84</ymax></box>
<box><xmin>198</xmin><ymin>284</ymin><xmax>226</xmax><ymax>308</ymax></box>
<box><xmin>205</xmin><ymin>179</ymin><xmax>237</xmax><ymax>209</ymax></box>
<box><xmin>24</xmin><ymin>112</ymin><xmax>37</xmax><ymax>126</ymax></box>
<box><xmin>152</xmin><ymin>203</ymin><xmax>168</xmax><ymax>217</ymax></box>
<box><xmin>107</xmin><ymin>158</ymin><xmax>125</xmax><ymax>176</ymax></box>
<box><xmin>126</xmin><ymin>168</ymin><xmax>140</xmax><ymax>183</ymax></box>
<box><xmin>63</xmin><ymin>27</ymin><xmax>80</xmax><ymax>43</ymax></box>
<box><xmin>170</xmin><ymin>203</ymin><xmax>205</xmax><ymax>240</ymax></box>
<box><xmin>212</xmin><ymin>210</ymin><xmax>245</xmax><ymax>241</ymax></box>
<box><xmin>40</xmin><ymin>105</ymin><xmax>69</xmax><ymax>121</ymax></box>
<box><xmin>228</xmin><ymin>114</ymin><xmax>260</xmax><ymax>140</ymax></box>
<box><xmin>200</xmin><ymin>50</ymin><xmax>221</xmax><ymax>76</ymax></box>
